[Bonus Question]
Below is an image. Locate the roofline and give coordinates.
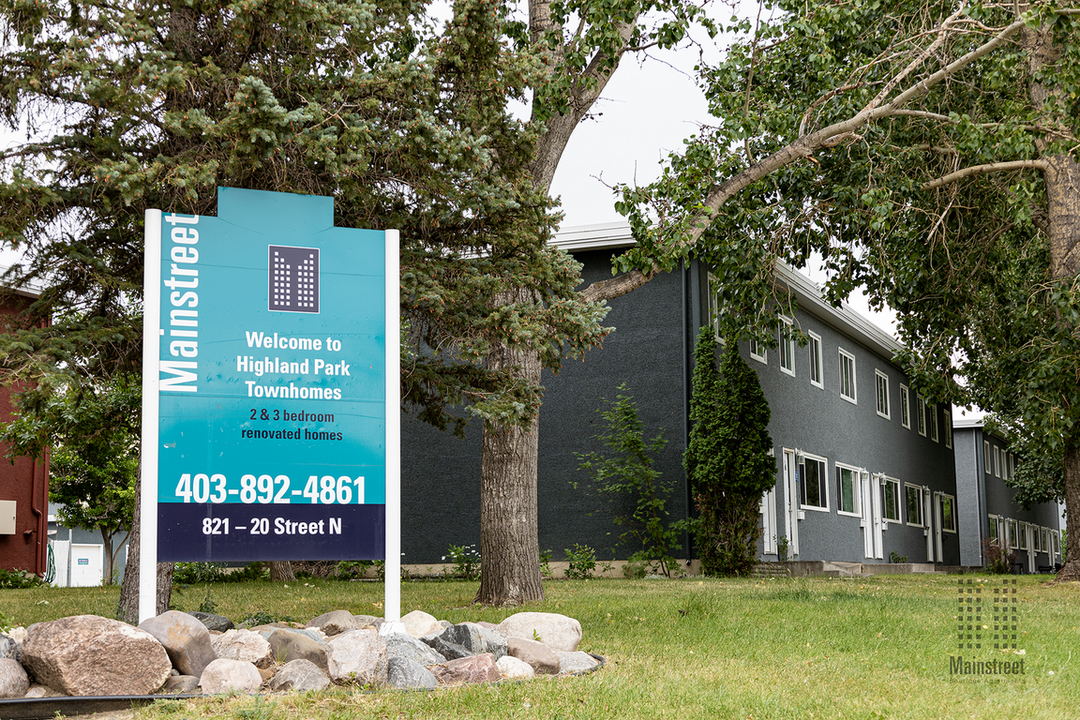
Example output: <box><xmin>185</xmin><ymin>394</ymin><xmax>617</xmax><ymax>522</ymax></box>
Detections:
<box><xmin>0</xmin><ymin>265</ymin><xmax>42</xmax><ymax>298</ymax></box>
<box><xmin>554</xmin><ymin>222</ymin><xmax>903</xmax><ymax>359</ymax></box>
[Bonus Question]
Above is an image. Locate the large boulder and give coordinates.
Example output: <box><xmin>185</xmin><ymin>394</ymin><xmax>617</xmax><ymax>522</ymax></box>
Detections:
<box><xmin>430</xmin><ymin>653</ymin><xmax>500</xmax><ymax>685</ymax></box>
<box><xmin>21</xmin><ymin>615</ymin><xmax>171</xmax><ymax>696</ymax></box>
<box><xmin>198</xmin><ymin>658</ymin><xmax>262</xmax><ymax>694</ymax></box>
<box><xmin>496</xmin><ymin>655</ymin><xmax>535</xmax><ymax>680</ymax></box>
<box><xmin>0</xmin><ymin>634</ymin><xmax>19</xmax><ymax>662</ymax></box>
<box><xmin>400</xmin><ymin>610</ymin><xmax>440</xmax><ymax>639</ymax></box>
<box><xmin>212</xmin><ymin>629</ymin><xmax>274</xmax><ymax>669</ymax></box>
<box><xmin>384</xmin><ymin>632</ymin><xmax>445</xmax><ymax>667</ymax></box>
<box><xmin>307</xmin><ymin>610</ymin><xmax>377</xmax><ymax>637</ymax></box>
<box><xmin>262</xmin><ymin>627</ymin><xmax>329</xmax><ymax>670</ymax></box>
<box><xmin>326</xmin><ymin>629</ymin><xmax>388</xmax><ymax>686</ymax></box>
<box><xmin>188</xmin><ymin>612</ymin><xmax>235</xmax><ymax>633</ymax></box>
<box><xmin>0</xmin><ymin>658</ymin><xmax>29</xmax><ymax>698</ymax></box>
<box><xmin>266</xmin><ymin>659</ymin><xmax>331</xmax><ymax>693</ymax></box>
<box><xmin>506</xmin><ymin>637</ymin><xmax>560</xmax><ymax>675</ymax></box>
<box><xmin>497</xmin><ymin>612</ymin><xmax>582</xmax><ymax>652</ymax></box>
<box><xmin>139</xmin><ymin>610</ymin><xmax>218</xmax><ymax>677</ymax></box>
<box><xmin>555</xmin><ymin>651</ymin><xmax>600</xmax><ymax>674</ymax></box>
<box><xmin>440</xmin><ymin>623</ymin><xmax>507</xmax><ymax>660</ymax></box>
<box><xmin>386</xmin><ymin>657</ymin><xmax>438</xmax><ymax>690</ymax></box>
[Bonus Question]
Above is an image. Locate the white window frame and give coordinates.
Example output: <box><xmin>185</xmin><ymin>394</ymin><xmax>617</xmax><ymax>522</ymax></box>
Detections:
<box><xmin>881</xmin><ymin>477</ymin><xmax>902</xmax><ymax>523</ymax></box>
<box><xmin>940</xmin><ymin>494</ymin><xmax>956</xmax><ymax>533</ymax></box>
<box><xmin>944</xmin><ymin>410</ymin><xmax>952</xmax><ymax>449</ymax></box>
<box><xmin>749</xmin><ymin>338</ymin><xmax>767</xmax><ymax>365</ymax></box>
<box><xmin>916</xmin><ymin>396</ymin><xmax>927</xmax><ymax>436</ymax></box>
<box><xmin>875</xmin><ymin>370</ymin><xmax>890</xmax><ymax>419</ymax></box>
<box><xmin>984</xmin><ymin>440</ymin><xmax>992</xmax><ymax>474</ymax></box>
<box><xmin>988</xmin><ymin>514</ymin><xmax>1000</xmax><ymax>546</ymax></box>
<box><xmin>808</xmin><ymin>332</ymin><xmax>823</xmax><ymax>389</ymax></box>
<box><xmin>929</xmin><ymin>404</ymin><xmax>939</xmax><ymax>442</ymax></box>
<box><xmin>899</xmin><ymin>385</ymin><xmax>910</xmax><ymax>429</ymax></box>
<box><xmin>838</xmin><ymin>348</ymin><xmax>857</xmax><ymax>404</ymax></box>
<box><xmin>1018</xmin><ymin>522</ymin><xmax>1028</xmax><ymax>550</ymax></box>
<box><xmin>1053</xmin><ymin>530</ymin><xmax>1061</xmax><ymax>556</ymax></box>
<box><xmin>994</xmin><ymin>446</ymin><xmax>1001</xmax><ymax>478</ymax></box>
<box><xmin>1007</xmin><ymin>519</ymin><xmax>1019</xmax><ymax>549</ymax></box>
<box><xmin>707</xmin><ymin>273</ymin><xmax>726</xmax><ymax>343</ymax></box>
<box><xmin>778</xmin><ymin>318</ymin><xmax>795</xmax><ymax>376</ymax></box>
<box><xmin>905</xmin><ymin>483</ymin><xmax>924</xmax><ymax>527</ymax></box>
<box><xmin>836</xmin><ymin>463</ymin><xmax>862</xmax><ymax>517</ymax></box>
<box><xmin>798</xmin><ymin>453</ymin><xmax>830</xmax><ymax>512</ymax></box>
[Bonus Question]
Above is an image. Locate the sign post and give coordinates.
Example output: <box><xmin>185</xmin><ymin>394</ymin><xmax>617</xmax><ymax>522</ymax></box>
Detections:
<box><xmin>140</xmin><ymin>187</ymin><xmax>399</xmax><ymax>623</ymax></box>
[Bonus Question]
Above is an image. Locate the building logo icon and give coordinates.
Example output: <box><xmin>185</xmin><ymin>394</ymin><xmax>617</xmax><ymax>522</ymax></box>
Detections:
<box><xmin>269</xmin><ymin>245</ymin><xmax>319</xmax><ymax>313</ymax></box>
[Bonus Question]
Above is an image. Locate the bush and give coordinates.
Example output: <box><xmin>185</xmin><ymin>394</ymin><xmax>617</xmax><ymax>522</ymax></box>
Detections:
<box><xmin>564</xmin><ymin>544</ymin><xmax>597</xmax><ymax>579</ymax></box>
<box><xmin>0</xmin><ymin>567</ymin><xmax>45</xmax><ymax>589</ymax></box>
<box><xmin>443</xmin><ymin>544</ymin><xmax>481</xmax><ymax>581</ymax></box>
<box><xmin>983</xmin><ymin>538</ymin><xmax>1016</xmax><ymax>574</ymax></box>
<box><xmin>173</xmin><ymin>562</ymin><xmax>227</xmax><ymax>584</ymax></box>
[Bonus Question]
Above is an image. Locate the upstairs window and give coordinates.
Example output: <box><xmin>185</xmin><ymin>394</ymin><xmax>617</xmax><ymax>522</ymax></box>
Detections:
<box><xmin>900</xmin><ymin>385</ymin><xmax>911</xmax><ymax>428</ymax></box>
<box><xmin>839</xmin><ymin>349</ymin><xmax>857</xmax><ymax>403</ymax></box>
<box><xmin>808</xmin><ymin>333</ymin><xmax>823</xmax><ymax>388</ymax></box>
<box><xmin>778</xmin><ymin>318</ymin><xmax>795</xmax><ymax>376</ymax></box>
<box><xmin>917</xmin><ymin>396</ymin><xmax>927</xmax><ymax>436</ymax></box>
<box><xmin>875</xmin><ymin>371</ymin><xmax>890</xmax><ymax>419</ymax></box>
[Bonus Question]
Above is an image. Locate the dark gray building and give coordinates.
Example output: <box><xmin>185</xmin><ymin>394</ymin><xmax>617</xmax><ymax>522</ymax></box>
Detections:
<box><xmin>953</xmin><ymin>418</ymin><xmax>1063</xmax><ymax>572</ymax></box>
<box><xmin>400</xmin><ymin>223</ymin><xmax>961</xmax><ymax>567</ymax></box>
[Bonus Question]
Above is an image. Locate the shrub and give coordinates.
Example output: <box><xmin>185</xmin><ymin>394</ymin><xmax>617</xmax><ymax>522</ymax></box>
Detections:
<box><xmin>564</xmin><ymin>544</ymin><xmax>597</xmax><ymax>579</ymax></box>
<box><xmin>0</xmin><ymin>567</ymin><xmax>45</xmax><ymax>589</ymax></box>
<box><xmin>443</xmin><ymin>544</ymin><xmax>481</xmax><ymax>581</ymax></box>
<box><xmin>983</xmin><ymin>538</ymin><xmax>1016</xmax><ymax>574</ymax></box>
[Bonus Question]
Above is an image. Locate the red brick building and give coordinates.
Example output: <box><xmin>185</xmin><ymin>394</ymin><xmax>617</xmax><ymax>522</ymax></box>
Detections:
<box><xmin>0</xmin><ymin>287</ymin><xmax>49</xmax><ymax>577</ymax></box>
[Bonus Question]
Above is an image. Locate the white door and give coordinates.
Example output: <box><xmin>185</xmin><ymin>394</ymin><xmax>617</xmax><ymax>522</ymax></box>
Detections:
<box><xmin>49</xmin><ymin>539</ymin><xmax>70</xmax><ymax>587</ymax></box>
<box><xmin>70</xmin><ymin>543</ymin><xmax>104</xmax><ymax>587</ymax></box>
<box><xmin>923</xmin><ymin>488</ymin><xmax>935</xmax><ymax>562</ymax></box>
<box><xmin>861</xmin><ymin>473</ymin><xmax>883</xmax><ymax>559</ymax></box>
<box><xmin>761</xmin><ymin>488</ymin><xmax>778</xmax><ymax>555</ymax></box>
<box><xmin>783</xmin><ymin>449</ymin><xmax>799</xmax><ymax>558</ymax></box>
<box><xmin>933</xmin><ymin>492</ymin><xmax>944</xmax><ymax>563</ymax></box>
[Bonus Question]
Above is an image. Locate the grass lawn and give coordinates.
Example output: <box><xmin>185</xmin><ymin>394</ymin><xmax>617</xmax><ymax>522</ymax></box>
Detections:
<box><xmin>2</xmin><ymin>574</ymin><xmax>1079</xmax><ymax>719</ymax></box>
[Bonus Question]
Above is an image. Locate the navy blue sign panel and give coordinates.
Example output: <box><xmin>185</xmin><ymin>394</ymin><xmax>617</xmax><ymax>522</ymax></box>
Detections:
<box><xmin>152</xmin><ymin>188</ymin><xmax>388</xmax><ymax>562</ymax></box>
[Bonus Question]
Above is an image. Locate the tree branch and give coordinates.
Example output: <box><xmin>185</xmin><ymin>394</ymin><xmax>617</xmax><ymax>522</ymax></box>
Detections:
<box><xmin>922</xmin><ymin>159</ymin><xmax>1050</xmax><ymax>190</ymax></box>
<box><xmin>579</xmin><ymin>267</ymin><xmax>655</xmax><ymax>303</ymax></box>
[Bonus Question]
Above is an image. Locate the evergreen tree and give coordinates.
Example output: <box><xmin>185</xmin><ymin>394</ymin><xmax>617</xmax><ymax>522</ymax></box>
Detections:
<box><xmin>685</xmin><ymin>326</ymin><xmax>775</xmax><ymax>576</ymax></box>
<box><xmin>0</xmin><ymin>0</ymin><xmax>607</xmax><ymax>614</ymax></box>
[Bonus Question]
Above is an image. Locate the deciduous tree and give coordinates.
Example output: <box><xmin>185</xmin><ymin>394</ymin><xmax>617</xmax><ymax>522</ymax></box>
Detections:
<box><xmin>617</xmin><ymin>0</ymin><xmax>1080</xmax><ymax>580</ymax></box>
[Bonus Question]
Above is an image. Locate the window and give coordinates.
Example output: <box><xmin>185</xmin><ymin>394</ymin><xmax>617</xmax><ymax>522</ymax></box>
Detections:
<box><xmin>916</xmin><ymin>396</ymin><xmax>926</xmax><ymax>436</ymax></box>
<box><xmin>984</xmin><ymin>440</ymin><xmax>992</xmax><ymax>474</ymax></box>
<box><xmin>944</xmin><ymin>410</ymin><xmax>952</xmax><ymax>449</ymax></box>
<box><xmin>1053</xmin><ymin>530</ymin><xmax>1062</xmax><ymax>556</ymax></box>
<box><xmin>882</xmin><ymin>477</ymin><xmax>901</xmax><ymax>522</ymax></box>
<box><xmin>900</xmin><ymin>385</ymin><xmax>911</xmax><ymax>428</ymax></box>
<box><xmin>875</xmin><ymin>371</ymin><xmax>890</xmax><ymax>419</ymax></box>
<box><xmin>799</xmin><ymin>454</ymin><xmax>829</xmax><ymax>511</ymax></box>
<box><xmin>1007</xmin><ymin>519</ymin><xmax>1019</xmax><ymax>549</ymax></box>
<box><xmin>988</xmin><ymin>515</ymin><xmax>999</xmax><ymax>545</ymax></box>
<box><xmin>940</xmin><ymin>494</ymin><xmax>956</xmax><ymax>533</ymax></box>
<box><xmin>994</xmin><ymin>446</ymin><xmax>1001</xmax><ymax>478</ymax></box>
<box><xmin>749</xmin><ymin>338</ymin><xmax>767</xmax><ymax>364</ymax></box>
<box><xmin>778</xmin><ymin>319</ymin><xmax>795</xmax><ymax>376</ymax></box>
<box><xmin>708</xmin><ymin>273</ymin><xmax>722</xmax><ymax>340</ymax></box>
<box><xmin>1043</xmin><ymin>527</ymin><xmax>1052</xmax><ymax>554</ymax></box>
<box><xmin>1018</xmin><ymin>522</ymin><xmax>1028</xmax><ymax>550</ymax></box>
<box><xmin>836</xmin><ymin>465</ymin><xmax>861</xmax><ymax>516</ymax></box>
<box><xmin>808</xmin><ymin>332</ymin><xmax>823</xmax><ymax>388</ymax></box>
<box><xmin>929</xmin><ymin>404</ymin><xmax>939</xmax><ymax>442</ymax></box>
<box><xmin>839</xmin><ymin>349</ymin><xmax>857</xmax><ymax>403</ymax></box>
<box><xmin>905</xmin><ymin>484</ymin><xmax>923</xmax><ymax>527</ymax></box>
<box><xmin>1035</xmin><ymin>527</ymin><xmax>1043</xmax><ymax>553</ymax></box>
<box><xmin>1009</xmin><ymin>453</ymin><xmax>1016</xmax><ymax>478</ymax></box>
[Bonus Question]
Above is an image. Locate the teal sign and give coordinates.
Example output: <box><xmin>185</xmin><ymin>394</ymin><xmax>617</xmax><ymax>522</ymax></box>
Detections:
<box><xmin>147</xmin><ymin>188</ymin><xmax>391</xmax><ymax>561</ymax></box>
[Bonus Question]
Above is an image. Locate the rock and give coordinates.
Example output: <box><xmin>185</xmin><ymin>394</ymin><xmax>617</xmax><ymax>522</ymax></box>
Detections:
<box><xmin>496</xmin><ymin>655</ymin><xmax>534</xmax><ymax>680</ymax></box>
<box><xmin>262</xmin><ymin>627</ymin><xmax>329</xmax><ymax>670</ymax></box>
<box><xmin>555</xmin><ymin>651</ymin><xmax>599</xmax><ymax>674</ymax></box>
<box><xmin>21</xmin><ymin>615</ymin><xmax>172</xmax><ymax>696</ymax></box>
<box><xmin>189</xmin><ymin>612</ymin><xmax>235</xmax><ymax>633</ymax></box>
<box><xmin>266</xmin><ymin>659</ymin><xmax>331</xmax><ymax>693</ymax></box>
<box><xmin>0</xmin><ymin>658</ymin><xmax>29</xmax><ymax>698</ymax></box>
<box><xmin>384</xmin><ymin>632</ymin><xmax>446</xmax><ymax>666</ymax></box>
<box><xmin>506</xmin><ymin>637</ymin><xmax>559</xmax><ymax>675</ymax></box>
<box><xmin>440</xmin><ymin>623</ymin><xmax>507</xmax><ymax>660</ymax></box>
<box><xmin>162</xmin><ymin>675</ymin><xmax>201</xmax><ymax>694</ymax></box>
<box><xmin>198</xmin><ymin>658</ymin><xmax>262</xmax><ymax>694</ymax></box>
<box><xmin>400</xmin><ymin>610</ymin><xmax>440</xmax><ymax>639</ymax></box>
<box><xmin>212</xmin><ymin>629</ymin><xmax>273</xmax><ymax>669</ymax></box>
<box><xmin>386</xmin><ymin>657</ymin><xmax>438</xmax><ymax>690</ymax></box>
<box><xmin>24</xmin><ymin>683</ymin><xmax>63</xmax><ymax>698</ymax></box>
<box><xmin>326</xmin><ymin>629</ymin><xmax>388</xmax><ymax>686</ymax></box>
<box><xmin>0</xmin><ymin>635</ymin><xmax>19</xmax><ymax>662</ymax></box>
<box><xmin>419</xmin><ymin>632</ymin><xmax>471</xmax><ymax>661</ymax></box>
<box><xmin>140</xmin><ymin>610</ymin><xmax>218</xmax><ymax>677</ymax></box>
<box><xmin>430</xmin><ymin>653</ymin><xmax>500</xmax><ymax>685</ymax></box>
<box><xmin>307</xmin><ymin>610</ymin><xmax>371</xmax><ymax>636</ymax></box>
<box><xmin>497</xmin><ymin>612</ymin><xmax>582</xmax><ymax>652</ymax></box>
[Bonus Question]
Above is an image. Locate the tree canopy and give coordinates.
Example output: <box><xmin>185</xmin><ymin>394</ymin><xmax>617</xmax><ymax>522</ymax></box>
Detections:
<box><xmin>619</xmin><ymin>0</ymin><xmax>1080</xmax><ymax>578</ymax></box>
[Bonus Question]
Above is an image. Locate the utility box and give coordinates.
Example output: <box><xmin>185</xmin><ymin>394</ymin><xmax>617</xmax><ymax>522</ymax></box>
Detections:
<box><xmin>0</xmin><ymin>500</ymin><xmax>15</xmax><ymax>534</ymax></box>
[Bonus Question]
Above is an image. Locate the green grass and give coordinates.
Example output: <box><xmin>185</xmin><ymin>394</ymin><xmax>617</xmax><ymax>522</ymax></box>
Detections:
<box><xmin>4</xmin><ymin>574</ymin><xmax>1080</xmax><ymax>719</ymax></box>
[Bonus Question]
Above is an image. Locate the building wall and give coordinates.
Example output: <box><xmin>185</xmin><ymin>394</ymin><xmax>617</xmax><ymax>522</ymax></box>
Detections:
<box><xmin>0</xmin><ymin>292</ymin><xmax>48</xmax><ymax>576</ymax></box>
<box><xmin>689</xmin><ymin>262</ymin><xmax>960</xmax><ymax>565</ymax></box>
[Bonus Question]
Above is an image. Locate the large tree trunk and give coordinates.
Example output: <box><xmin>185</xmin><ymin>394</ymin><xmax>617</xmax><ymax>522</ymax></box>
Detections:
<box><xmin>476</xmin><ymin>291</ymin><xmax>544</xmax><ymax>605</ymax></box>
<box><xmin>270</xmin><ymin>560</ymin><xmax>296</xmax><ymax>582</ymax></box>
<box><xmin>117</xmin><ymin>477</ymin><xmax>173</xmax><ymax>622</ymax></box>
<box><xmin>1059</xmin><ymin>445</ymin><xmax>1080</xmax><ymax>581</ymax></box>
